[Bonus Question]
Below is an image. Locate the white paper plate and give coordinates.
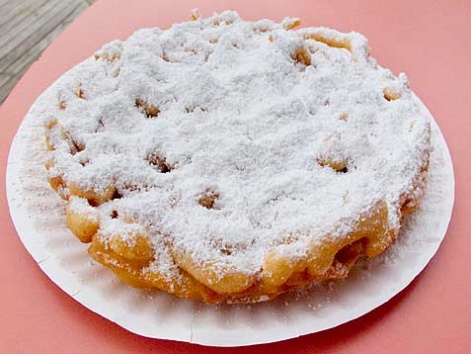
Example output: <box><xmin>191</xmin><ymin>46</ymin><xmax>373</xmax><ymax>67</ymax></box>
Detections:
<box><xmin>6</xmin><ymin>93</ymin><xmax>454</xmax><ymax>347</ymax></box>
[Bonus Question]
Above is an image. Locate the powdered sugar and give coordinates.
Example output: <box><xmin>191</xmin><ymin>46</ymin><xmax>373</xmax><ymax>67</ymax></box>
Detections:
<box><xmin>38</xmin><ymin>11</ymin><xmax>429</xmax><ymax>277</ymax></box>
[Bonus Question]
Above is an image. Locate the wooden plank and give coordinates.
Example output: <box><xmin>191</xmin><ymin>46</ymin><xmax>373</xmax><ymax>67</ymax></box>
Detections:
<box><xmin>0</xmin><ymin>0</ymin><xmax>31</xmax><ymax>13</ymax></box>
<box><xmin>0</xmin><ymin>1</ymin><xmax>88</xmax><ymax>81</ymax></box>
<box><xmin>0</xmin><ymin>1</ymin><xmax>89</xmax><ymax>104</ymax></box>
<box><xmin>0</xmin><ymin>73</ymin><xmax>20</xmax><ymax>104</ymax></box>
<box><xmin>0</xmin><ymin>11</ymin><xmax>81</xmax><ymax>105</ymax></box>
<box><xmin>0</xmin><ymin>0</ymin><xmax>65</xmax><ymax>53</ymax></box>
<box><xmin>0</xmin><ymin>1</ymin><xmax>89</xmax><ymax>48</ymax></box>
<box><xmin>0</xmin><ymin>0</ymin><xmax>82</xmax><ymax>72</ymax></box>
<box><xmin>0</xmin><ymin>0</ymin><xmax>51</xmax><ymax>33</ymax></box>
<box><xmin>0</xmin><ymin>73</ymin><xmax>12</xmax><ymax>90</ymax></box>
<box><xmin>1</xmin><ymin>1</ymin><xmax>88</xmax><ymax>76</ymax></box>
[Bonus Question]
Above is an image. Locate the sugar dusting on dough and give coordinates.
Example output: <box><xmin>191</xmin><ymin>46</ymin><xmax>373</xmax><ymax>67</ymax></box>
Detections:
<box><xmin>34</xmin><ymin>11</ymin><xmax>429</xmax><ymax>277</ymax></box>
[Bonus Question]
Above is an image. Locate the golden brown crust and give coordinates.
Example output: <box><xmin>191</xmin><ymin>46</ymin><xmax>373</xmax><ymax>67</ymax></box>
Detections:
<box><xmin>58</xmin><ymin>184</ymin><xmax>428</xmax><ymax>303</ymax></box>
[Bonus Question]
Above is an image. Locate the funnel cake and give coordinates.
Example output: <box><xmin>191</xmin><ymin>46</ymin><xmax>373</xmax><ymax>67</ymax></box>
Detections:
<box><xmin>42</xmin><ymin>11</ymin><xmax>430</xmax><ymax>303</ymax></box>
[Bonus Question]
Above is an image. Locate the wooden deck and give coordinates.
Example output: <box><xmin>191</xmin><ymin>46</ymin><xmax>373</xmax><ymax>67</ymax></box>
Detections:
<box><xmin>0</xmin><ymin>0</ymin><xmax>93</xmax><ymax>104</ymax></box>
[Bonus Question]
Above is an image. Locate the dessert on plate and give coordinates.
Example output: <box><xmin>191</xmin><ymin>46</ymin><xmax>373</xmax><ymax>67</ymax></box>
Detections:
<box><xmin>41</xmin><ymin>10</ymin><xmax>430</xmax><ymax>303</ymax></box>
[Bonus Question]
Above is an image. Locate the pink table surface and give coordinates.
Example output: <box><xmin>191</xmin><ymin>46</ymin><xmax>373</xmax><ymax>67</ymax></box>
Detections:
<box><xmin>1</xmin><ymin>0</ymin><xmax>470</xmax><ymax>352</ymax></box>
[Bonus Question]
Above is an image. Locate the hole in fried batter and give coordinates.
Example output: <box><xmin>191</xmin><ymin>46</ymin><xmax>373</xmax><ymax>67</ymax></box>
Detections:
<box><xmin>334</xmin><ymin>238</ymin><xmax>366</xmax><ymax>265</ymax></box>
<box><xmin>110</xmin><ymin>210</ymin><xmax>119</xmax><ymax>219</ymax></box>
<box><xmin>162</xmin><ymin>51</ymin><xmax>170</xmax><ymax>62</ymax></box>
<box><xmin>135</xmin><ymin>98</ymin><xmax>159</xmax><ymax>118</ymax></box>
<box><xmin>69</xmin><ymin>184</ymin><xmax>117</xmax><ymax>207</ymax></box>
<box><xmin>291</xmin><ymin>47</ymin><xmax>311</xmax><ymax>66</ymax></box>
<box><xmin>87</xmin><ymin>199</ymin><xmax>99</xmax><ymax>207</ymax></box>
<box><xmin>95</xmin><ymin>118</ymin><xmax>105</xmax><ymax>132</ymax></box>
<box><xmin>112</xmin><ymin>189</ymin><xmax>123</xmax><ymax>200</ymax></box>
<box><xmin>199</xmin><ymin>188</ymin><xmax>219</xmax><ymax>209</ymax></box>
<box><xmin>60</xmin><ymin>127</ymin><xmax>85</xmax><ymax>155</ymax></box>
<box><xmin>317</xmin><ymin>158</ymin><xmax>349</xmax><ymax>173</ymax></box>
<box><xmin>184</xmin><ymin>47</ymin><xmax>197</xmax><ymax>54</ymax></box>
<box><xmin>79</xmin><ymin>158</ymin><xmax>89</xmax><ymax>167</ymax></box>
<box><xmin>339</xmin><ymin>112</ymin><xmax>348</xmax><ymax>121</ymax></box>
<box><xmin>55</xmin><ymin>123</ymin><xmax>86</xmax><ymax>156</ymax></box>
<box><xmin>383</xmin><ymin>87</ymin><xmax>402</xmax><ymax>101</ymax></box>
<box><xmin>185</xmin><ymin>105</ymin><xmax>207</xmax><ymax>113</ymax></box>
<box><xmin>70</xmin><ymin>139</ymin><xmax>85</xmax><ymax>155</ymax></box>
<box><xmin>146</xmin><ymin>153</ymin><xmax>174</xmax><ymax>173</ymax></box>
<box><xmin>220</xmin><ymin>247</ymin><xmax>232</xmax><ymax>256</ymax></box>
<box><xmin>75</xmin><ymin>86</ymin><xmax>85</xmax><ymax>99</ymax></box>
